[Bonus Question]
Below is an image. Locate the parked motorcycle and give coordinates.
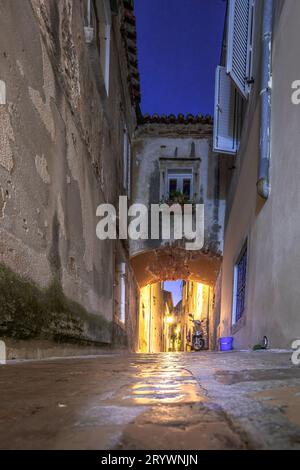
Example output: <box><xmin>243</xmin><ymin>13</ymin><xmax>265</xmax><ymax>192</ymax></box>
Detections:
<box><xmin>188</xmin><ymin>314</ymin><xmax>205</xmax><ymax>351</ymax></box>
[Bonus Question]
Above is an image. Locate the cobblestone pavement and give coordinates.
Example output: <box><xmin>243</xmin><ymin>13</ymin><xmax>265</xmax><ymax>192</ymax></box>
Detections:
<box><xmin>0</xmin><ymin>351</ymin><xmax>299</xmax><ymax>449</ymax></box>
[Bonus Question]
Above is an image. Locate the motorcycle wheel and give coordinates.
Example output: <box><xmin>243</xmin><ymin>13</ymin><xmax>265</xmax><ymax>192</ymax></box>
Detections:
<box><xmin>193</xmin><ymin>338</ymin><xmax>205</xmax><ymax>351</ymax></box>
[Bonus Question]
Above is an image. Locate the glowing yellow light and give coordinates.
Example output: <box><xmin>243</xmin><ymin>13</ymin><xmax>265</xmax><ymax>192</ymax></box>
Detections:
<box><xmin>165</xmin><ymin>315</ymin><xmax>174</xmax><ymax>324</ymax></box>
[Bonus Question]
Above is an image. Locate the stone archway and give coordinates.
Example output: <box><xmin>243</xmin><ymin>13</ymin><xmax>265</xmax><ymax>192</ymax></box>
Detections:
<box><xmin>131</xmin><ymin>245</ymin><xmax>222</xmax><ymax>354</ymax></box>
<box><xmin>130</xmin><ymin>245</ymin><xmax>222</xmax><ymax>288</ymax></box>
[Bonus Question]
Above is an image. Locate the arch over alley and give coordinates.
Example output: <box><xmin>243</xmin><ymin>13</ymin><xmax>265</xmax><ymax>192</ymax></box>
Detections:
<box><xmin>130</xmin><ymin>245</ymin><xmax>222</xmax><ymax>288</ymax></box>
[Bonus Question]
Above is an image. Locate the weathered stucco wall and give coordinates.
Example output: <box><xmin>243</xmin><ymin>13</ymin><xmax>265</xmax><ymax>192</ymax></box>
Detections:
<box><xmin>220</xmin><ymin>0</ymin><xmax>300</xmax><ymax>349</ymax></box>
<box><xmin>130</xmin><ymin>122</ymin><xmax>229</xmax><ymax>287</ymax></box>
<box><xmin>0</xmin><ymin>0</ymin><xmax>137</xmax><ymax>345</ymax></box>
<box><xmin>138</xmin><ymin>282</ymin><xmax>164</xmax><ymax>353</ymax></box>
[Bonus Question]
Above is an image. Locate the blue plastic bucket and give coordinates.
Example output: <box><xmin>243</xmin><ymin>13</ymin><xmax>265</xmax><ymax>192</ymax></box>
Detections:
<box><xmin>219</xmin><ymin>337</ymin><xmax>233</xmax><ymax>351</ymax></box>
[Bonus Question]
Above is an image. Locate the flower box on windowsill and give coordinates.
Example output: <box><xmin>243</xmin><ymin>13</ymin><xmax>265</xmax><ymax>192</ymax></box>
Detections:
<box><xmin>159</xmin><ymin>192</ymin><xmax>196</xmax><ymax>210</ymax></box>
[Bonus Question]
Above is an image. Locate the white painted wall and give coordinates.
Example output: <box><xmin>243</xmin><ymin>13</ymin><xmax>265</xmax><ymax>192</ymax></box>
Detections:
<box><xmin>220</xmin><ymin>0</ymin><xmax>300</xmax><ymax>349</ymax></box>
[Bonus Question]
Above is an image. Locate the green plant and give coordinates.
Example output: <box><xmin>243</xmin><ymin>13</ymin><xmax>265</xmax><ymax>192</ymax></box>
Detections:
<box><xmin>253</xmin><ymin>344</ymin><xmax>267</xmax><ymax>351</ymax></box>
<box><xmin>160</xmin><ymin>191</ymin><xmax>194</xmax><ymax>206</ymax></box>
<box><xmin>169</xmin><ymin>190</ymin><xmax>191</xmax><ymax>204</ymax></box>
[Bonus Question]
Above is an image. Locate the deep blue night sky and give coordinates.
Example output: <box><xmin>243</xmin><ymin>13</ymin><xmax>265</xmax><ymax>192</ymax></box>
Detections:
<box><xmin>164</xmin><ymin>281</ymin><xmax>183</xmax><ymax>307</ymax></box>
<box><xmin>135</xmin><ymin>0</ymin><xmax>227</xmax><ymax>116</ymax></box>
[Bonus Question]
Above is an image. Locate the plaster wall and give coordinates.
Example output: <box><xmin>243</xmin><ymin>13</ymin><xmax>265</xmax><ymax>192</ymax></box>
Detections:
<box><xmin>130</xmin><ymin>124</ymin><xmax>230</xmax><ymax>287</ymax></box>
<box><xmin>220</xmin><ymin>0</ymin><xmax>300</xmax><ymax>349</ymax></box>
<box><xmin>0</xmin><ymin>0</ymin><xmax>137</xmax><ymax>344</ymax></box>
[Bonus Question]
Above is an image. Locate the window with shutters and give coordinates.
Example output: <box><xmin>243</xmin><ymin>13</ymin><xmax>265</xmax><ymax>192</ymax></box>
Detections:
<box><xmin>227</xmin><ymin>0</ymin><xmax>255</xmax><ymax>98</ymax></box>
<box><xmin>83</xmin><ymin>0</ymin><xmax>111</xmax><ymax>94</ymax></box>
<box><xmin>213</xmin><ymin>66</ymin><xmax>242</xmax><ymax>154</ymax></box>
<box><xmin>232</xmin><ymin>242</ymin><xmax>248</xmax><ymax>325</ymax></box>
<box><xmin>159</xmin><ymin>160</ymin><xmax>200</xmax><ymax>203</ymax></box>
<box><xmin>167</xmin><ymin>170</ymin><xmax>193</xmax><ymax>200</ymax></box>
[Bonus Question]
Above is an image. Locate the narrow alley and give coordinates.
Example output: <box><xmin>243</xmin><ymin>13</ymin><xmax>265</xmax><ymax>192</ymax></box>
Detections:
<box><xmin>0</xmin><ymin>351</ymin><xmax>299</xmax><ymax>450</ymax></box>
<box><xmin>138</xmin><ymin>280</ymin><xmax>211</xmax><ymax>353</ymax></box>
<box><xmin>1</xmin><ymin>0</ymin><xmax>300</xmax><ymax>455</ymax></box>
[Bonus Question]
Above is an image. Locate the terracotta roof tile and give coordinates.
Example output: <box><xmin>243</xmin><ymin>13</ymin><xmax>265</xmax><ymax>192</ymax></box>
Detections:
<box><xmin>140</xmin><ymin>113</ymin><xmax>213</xmax><ymax>125</ymax></box>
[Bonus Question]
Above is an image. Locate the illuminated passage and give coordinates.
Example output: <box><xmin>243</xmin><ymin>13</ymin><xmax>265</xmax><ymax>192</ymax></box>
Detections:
<box><xmin>138</xmin><ymin>280</ymin><xmax>212</xmax><ymax>353</ymax></box>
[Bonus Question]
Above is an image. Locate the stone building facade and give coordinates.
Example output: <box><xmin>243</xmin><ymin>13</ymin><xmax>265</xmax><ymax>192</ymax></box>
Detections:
<box><xmin>0</xmin><ymin>0</ymin><xmax>140</xmax><ymax>349</ymax></box>
<box><xmin>214</xmin><ymin>0</ymin><xmax>300</xmax><ymax>349</ymax></box>
<box><xmin>138</xmin><ymin>282</ymin><xmax>166</xmax><ymax>353</ymax></box>
<box><xmin>130</xmin><ymin>118</ymin><xmax>231</xmax><ymax>290</ymax></box>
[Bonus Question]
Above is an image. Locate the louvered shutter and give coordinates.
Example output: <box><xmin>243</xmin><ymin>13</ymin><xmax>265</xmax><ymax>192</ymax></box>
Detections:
<box><xmin>213</xmin><ymin>66</ymin><xmax>240</xmax><ymax>155</ymax></box>
<box><xmin>227</xmin><ymin>0</ymin><xmax>252</xmax><ymax>98</ymax></box>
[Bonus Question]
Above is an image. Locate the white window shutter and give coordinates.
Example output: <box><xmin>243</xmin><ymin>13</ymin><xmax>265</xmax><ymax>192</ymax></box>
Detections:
<box><xmin>227</xmin><ymin>0</ymin><xmax>252</xmax><ymax>98</ymax></box>
<box><xmin>213</xmin><ymin>66</ymin><xmax>240</xmax><ymax>155</ymax></box>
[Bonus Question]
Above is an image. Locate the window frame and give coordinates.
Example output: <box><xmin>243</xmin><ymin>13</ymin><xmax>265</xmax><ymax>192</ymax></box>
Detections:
<box><xmin>99</xmin><ymin>0</ymin><xmax>112</xmax><ymax>95</ymax></box>
<box><xmin>83</xmin><ymin>0</ymin><xmax>97</xmax><ymax>44</ymax></box>
<box><xmin>84</xmin><ymin>0</ymin><xmax>93</xmax><ymax>28</ymax></box>
<box><xmin>213</xmin><ymin>66</ymin><xmax>241</xmax><ymax>155</ymax></box>
<box><xmin>83</xmin><ymin>0</ymin><xmax>111</xmax><ymax>93</ymax></box>
<box><xmin>232</xmin><ymin>240</ymin><xmax>248</xmax><ymax>326</ymax></box>
<box><xmin>166</xmin><ymin>169</ymin><xmax>193</xmax><ymax>200</ymax></box>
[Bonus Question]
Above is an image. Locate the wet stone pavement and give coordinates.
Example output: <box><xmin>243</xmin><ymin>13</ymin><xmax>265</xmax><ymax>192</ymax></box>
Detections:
<box><xmin>0</xmin><ymin>351</ymin><xmax>299</xmax><ymax>450</ymax></box>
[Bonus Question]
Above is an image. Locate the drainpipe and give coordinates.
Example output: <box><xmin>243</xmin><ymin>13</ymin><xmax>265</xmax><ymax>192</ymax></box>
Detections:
<box><xmin>257</xmin><ymin>0</ymin><xmax>273</xmax><ymax>200</ymax></box>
